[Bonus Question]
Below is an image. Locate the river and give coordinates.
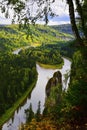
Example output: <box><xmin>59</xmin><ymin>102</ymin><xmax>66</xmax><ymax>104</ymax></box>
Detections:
<box><xmin>2</xmin><ymin>57</ymin><xmax>71</xmax><ymax>130</ymax></box>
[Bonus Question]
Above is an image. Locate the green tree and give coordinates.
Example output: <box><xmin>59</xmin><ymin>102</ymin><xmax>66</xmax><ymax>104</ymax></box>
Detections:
<box><xmin>82</xmin><ymin>0</ymin><xmax>87</xmax><ymax>37</ymax></box>
<box><xmin>0</xmin><ymin>0</ymin><xmax>85</xmax><ymax>45</ymax></box>
<box><xmin>66</xmin><ymin>0</ymin><xmax>83</xmax><ymax>45</ymax></box>
<box><xmin>25</xmin><ymin>103</ymin><xmax>34</xmax><ymax>122</ymax></box>
<box><xmin>35</xmin><ymin>101</ymin><xmax>41</xmax><ymax>122</ymax></box>
<box><xmin>75</xmin><ymin>0</ymin><xmax>85</xmax><ymax>36</ymax></box>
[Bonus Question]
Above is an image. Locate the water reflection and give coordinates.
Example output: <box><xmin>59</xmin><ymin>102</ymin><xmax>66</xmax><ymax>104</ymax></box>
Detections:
<box><xmin>2</xmin><ymin>58</ymin><xmax>71</xmax><ymax>130</ymax></box>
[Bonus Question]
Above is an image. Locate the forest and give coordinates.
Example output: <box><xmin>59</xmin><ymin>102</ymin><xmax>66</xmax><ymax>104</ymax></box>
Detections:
<box><xmin>0</xmin><ymin>24</ymin><xmax>66</xmax><ymax>127</ymax></box>
<box><xmin>0</xmin><ymin>52</ymin><xmax>37</xmax><ymax>116</ymax></box>
<box><xmin>0</xmin><ymin>0</ymin><xmax>87</xmax><ymax>129</ymax></box>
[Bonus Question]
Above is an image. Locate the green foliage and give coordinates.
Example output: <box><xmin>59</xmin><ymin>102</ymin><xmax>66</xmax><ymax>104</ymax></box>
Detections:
<box><xmin>0</xmin><ymin>24</ymin><xmax>67</xmax><ymax>118</ymax></box>
<box><xmin>51</xmin><ymin>24</ymin><xmax>74</xmax><ymax>35</ymax></box>
<box><xmin>0</xmin><ymin>25</ymin><xmax>30</xmax><ymax>52</ymax></box>
<box><xmin>73</xmin><ymin>50</ymin><xmax>83</xmax><ymax>67</ymax></box>
<box><xmin>64</xmin><ymin>48</ymin><xmax>87</xmax><ymax>125</ymax></box>
<box><xmin>45</xmin><ymin>83</ymin><xmax>63</xmax><ymax>121</ymax></box>
<box><xmin>0</xmin><ymin>24</ymin><xmax>73</xmax><ymax>52</ymax></box>
<box><xmin>25</xmin><ymin>103</ymin><xmax>34</xmax><ymax>122</ymax></box>
<box><xmin>20</xmin><ymin>45</ymin><xmax>63</xmax><ymax>66</ymax></box>
<box><xmin>25</xmin><ymin>101</ymin><xmax>41</xmax><ymax>123</ymax></box>
<box><xmin>43</xmin><ymin>40</ymin><xmax>76</xmax><ymax>59</ymax></box>
<box><xmin>76</xmin><ymin>0</ymin><xmax>87</xmax><ymax>38</ymax></box>
<box><xmin>35</xmin><ymin>101</ymin><xmax>41</xmax><ymax>122</ymax></box>
<box><xmin>43</xmin><ymin>46</ymin><xmax>87</xmax><ymax>128</ymax></box>
<box><xmin>0</xmin><ymin>52</ymin><xmax>37</xmax><ymax>116</ymax></box>
<box><xmin>1</xmin><ymin>19</ymin><xmax>87</xmax><ymax>129</ymax></box>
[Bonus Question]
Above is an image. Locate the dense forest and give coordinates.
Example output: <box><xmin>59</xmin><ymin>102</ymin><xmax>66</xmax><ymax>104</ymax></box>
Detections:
<box><xmin>20</xmin><ymin>42</ymin><xmax>87</xmax><ymax>130</ymax></box>
<box><xmin>0</xmin><ymin>52</ymin><xmax>37</xmax><ymax>116</ymax></box>
<box><xmin>0</xmin><ymin>23</ymin><xmax>72</xmax><ymax>122</ymax></box>
<box><xmin>19</xmin><ymin>45</ymin><xmax>63</xmax><ymax>67</ymax></box>
<box><xmin>0</xmin><ymin>24</ymin><xmax>67</xmax><ymax>127</ymax></box>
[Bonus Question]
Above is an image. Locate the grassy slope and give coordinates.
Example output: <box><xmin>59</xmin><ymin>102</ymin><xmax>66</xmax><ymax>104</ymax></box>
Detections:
<box><xmin>37</xmin><ymin>61</ymin><xmax>64</xmax><ymax>69</ymax></box>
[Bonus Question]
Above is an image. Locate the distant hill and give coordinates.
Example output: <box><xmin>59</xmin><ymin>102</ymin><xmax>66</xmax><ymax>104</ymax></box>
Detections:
<box><xmin>0</xmin><ymin>24</ymin><xmax>74</xmax><ymax>52</ymax></box>
<box><xmin>51</xmin><ymin>24</ymin><xmax>74</xmax><ymax>35</ymax></box>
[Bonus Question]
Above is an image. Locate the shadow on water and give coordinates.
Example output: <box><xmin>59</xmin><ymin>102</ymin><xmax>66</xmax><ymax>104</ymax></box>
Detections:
<box><xmin>2</xmin><ymin>58</ymin><xmax>71</xmax><ymax>130</ymax></box>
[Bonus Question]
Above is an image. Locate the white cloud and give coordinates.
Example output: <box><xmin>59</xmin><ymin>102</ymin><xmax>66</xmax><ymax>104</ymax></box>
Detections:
<box><xmin>40</xmin><ymin>0</ymin><xmax>70</xmax><ymax>25</ymax></box>
<box><xmin>0</xmin><ymin>7</ymin><xmax>12</xmax><ymax>24</ymax></box>
<box><xmin>0</xmin><ymin>0</ymin><xmax>70</xmax><ymax>25</ymax></box>
<box><xmin>48</xmin><ymin>20</ymin><xmax>70</xmax><ymax>26</ymax></box>
<box><xmin>51</xmin><ymin>0</ymin><xmax>69</xmax><ymax>16</ymax></box>
<box><xmin>36</xmin><ymin>0</ymin><xmax>70</xmax><ymax>25</ymax></box>
<box><xmin>36</xmin><ymin>18</ymin><xmax>70</xmax><ymax>25</ymax></box>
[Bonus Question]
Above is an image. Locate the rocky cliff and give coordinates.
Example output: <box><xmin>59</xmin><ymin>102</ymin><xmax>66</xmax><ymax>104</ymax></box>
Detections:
<box><xmin>46</xmin><ymin>71</ymin><xmax>62</xmax><ymax>96</ymax></box>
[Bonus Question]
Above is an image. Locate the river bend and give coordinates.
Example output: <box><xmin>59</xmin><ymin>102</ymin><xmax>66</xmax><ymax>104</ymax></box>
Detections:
<box><xmin>2</xmin><ymin>57</ymin><xmax>71</xmax><ymax>130</ymax></box>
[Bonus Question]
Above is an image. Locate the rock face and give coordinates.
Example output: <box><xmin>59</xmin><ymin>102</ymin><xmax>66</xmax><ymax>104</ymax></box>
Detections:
<box><xmin>46</xmin><ymin>71</ymin><xmax>62</xmax><ymax>96</ymax></box>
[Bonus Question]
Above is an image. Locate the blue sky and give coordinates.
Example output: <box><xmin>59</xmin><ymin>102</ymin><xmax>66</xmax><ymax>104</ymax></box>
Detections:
<box><xmin>0</xmin><ymin>0</ymin><xmax>70</xmax><ymax>25</ymax></box>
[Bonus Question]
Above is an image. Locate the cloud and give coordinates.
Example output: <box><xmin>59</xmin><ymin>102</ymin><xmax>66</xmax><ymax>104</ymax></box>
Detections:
<box><xmin>37</xmin><ymin>17</ymin><xmax>70</xmax><ymax>26</ymax></box>
<box><xmin>47</xmin><ymin>0</ymin><xmax>70</xmax><ymax>25</ymax></box>
<box><xmin>0</xmin><ymin>8</ymin><xmax>11</xmax><ymax>24</ymax></box>
<box><xmin>48</xmin><ymin>20</ymin><xmax>70</xmax><ymax>26</ymax></box>
<box><xmin>0</xmin><ymin>17</ymin><xmax>11</xmax><ymax>24</ymax></box>
<box><xmin>36</xmin><ymin>0</ymin><xmax>70</xmax><ymax>25</ymax></box>
<box><xmin>0</xmin><ymin>0</ymin><xmax>70</xmax><ymax>25</ymax></box>
<box><xmin>51</xmin><ymin>0</ymin><xmax>69</xmax><ymax>16</ymax></box>
<box><xmin>36</xmin><ymin>16</ymin><xmax>70</xmax><ymax>25</ymax></box>
<box><xmin>37</xmin><ymin>15</ymin><xmax>70</xmax><ymax>25</ymax></box>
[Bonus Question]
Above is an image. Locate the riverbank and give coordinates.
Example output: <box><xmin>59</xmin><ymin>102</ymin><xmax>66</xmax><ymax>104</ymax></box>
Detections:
<box><xmin>37</xmin><ymin>61</ymin><xmax>64</xmax><ymax>69</ymax></box>
<box><xmin>0</xmin><ymin>79</ymin><xmax>37</xmax><ymax>128</ymax></box>
<box><xmin>18</xmin><ymin>57</ymin><xmax>72</xmax><ymax>130</ymax></box>
<box><xmin>1</xmin><ymin>57</ymin><xmax>71</xmax><ymax>130</ymax></box>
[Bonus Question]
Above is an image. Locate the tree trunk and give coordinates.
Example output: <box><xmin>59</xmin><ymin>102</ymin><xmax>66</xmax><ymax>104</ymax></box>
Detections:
<box><xmin>67</xmin><ymin>0</ymin><xmax>83</xmax><ymax>45</ymax></box>
<box><xmin>75</xmin><ymin>0</ymin><xmax>87</xmax><ymax>38</ymax></box>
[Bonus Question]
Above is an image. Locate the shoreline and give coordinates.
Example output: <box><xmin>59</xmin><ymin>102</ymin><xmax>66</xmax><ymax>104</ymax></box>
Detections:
<box><xmin>0</xmin><ymin>79</ymin><xmax>37</xmax><ymax>128</ymax></box>
<box><xmin>37</xmin><ymin>61</ymin><xmax>64</xmax><ymax>70</ymax></box>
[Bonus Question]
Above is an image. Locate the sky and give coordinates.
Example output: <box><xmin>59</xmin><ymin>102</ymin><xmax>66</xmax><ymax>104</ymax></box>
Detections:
<box><xmin>0</xmin><ymin>0</ymin><xmax>70</xmax><ymax>25</ymax></box>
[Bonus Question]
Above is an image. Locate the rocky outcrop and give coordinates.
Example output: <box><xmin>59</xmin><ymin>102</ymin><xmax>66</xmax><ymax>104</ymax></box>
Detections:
<box><xmin>46</xmin><ymin>71</ymin><xmax>62</xmax><ymax>96</ymax></box>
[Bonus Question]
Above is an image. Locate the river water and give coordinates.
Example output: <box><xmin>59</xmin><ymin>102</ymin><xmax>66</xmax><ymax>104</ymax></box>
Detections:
<box><xmin>2</xmin><ymin>57</ymin><xmax>71</xmax><ymax>130</ymax></box>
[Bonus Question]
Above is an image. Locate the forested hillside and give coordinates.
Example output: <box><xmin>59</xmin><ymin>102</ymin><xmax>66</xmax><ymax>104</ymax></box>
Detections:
<box><xmin>51</xmin><ymin>24</ymin><xmax>73</xmax><ymax>35</ymax></box>
<box><xmin>0</xmin><ymin>24</ymin><xmax>73</xmax><ymax>52</ymax></box>
<box><xmin>0</xmin><ymin>24</ymin><xmax>67</xmax><ymax>127</ymax></box>
<box><xmin>0</xmin><ymin>23</ymin><xmax>87</xmax><ymax>129</ymax></box>
<box><xmin>20</xmin><ymin>44</ymin><xmax>87</xmax><ymax>130</ymax></box>
<box><xmin>0</xmin><ymin>22</ymin><xmax>87</xmax><ymax>130</ymax></box>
